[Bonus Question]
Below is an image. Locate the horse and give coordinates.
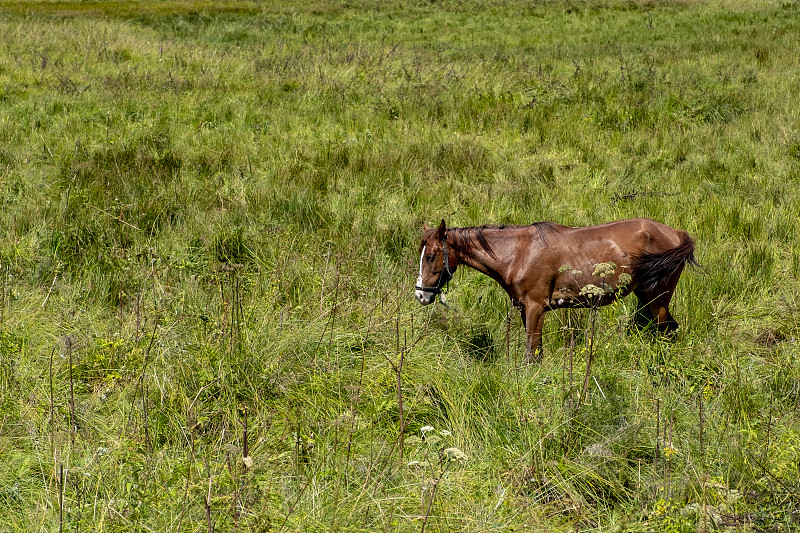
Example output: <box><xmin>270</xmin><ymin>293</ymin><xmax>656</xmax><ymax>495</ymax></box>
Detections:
<box><xmin>415</xmin><ymin>218</ymin><xmax>697</xmax><ymax>363</ymax></box>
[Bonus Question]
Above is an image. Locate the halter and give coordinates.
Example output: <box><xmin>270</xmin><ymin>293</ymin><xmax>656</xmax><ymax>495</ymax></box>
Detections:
<box><xmin>415</xmin><ymin>239</ymin><xmax>454</xmax><ymax>297</ymax></box>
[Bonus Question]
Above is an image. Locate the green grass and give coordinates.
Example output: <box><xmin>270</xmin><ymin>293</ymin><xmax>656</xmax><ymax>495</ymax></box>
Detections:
<box><xmin>1</xmin><ymin>0</ymin><xmax>800</xmax><ymax>531</ymax></box>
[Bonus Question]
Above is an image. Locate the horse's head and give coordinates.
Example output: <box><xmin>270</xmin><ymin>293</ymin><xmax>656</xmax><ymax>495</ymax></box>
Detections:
<box><xmin>415</xmin><ymin>220</ymin><xmax>455</xmax><ymax>306</ymax></box>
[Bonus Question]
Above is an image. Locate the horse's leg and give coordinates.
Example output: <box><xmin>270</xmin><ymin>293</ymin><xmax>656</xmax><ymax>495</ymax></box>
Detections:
<box><xmin>533</xmin><ymin>312</ymin><xmax>546</xmax><ymax>361</ymax></box>
<box><xmin>651</xmin><ymin>292</ymin><xmax>679</xmax><ymax>333</ymax></box>
<box><xmin>637</xmin><ymin>268</ymin><xmax>683</xmax><ymax>334</ymax></box>
<box><xmin>633</xmin><ymin>290</ymin><xmax>679</xmax><ymax>334</ymax></box>
<box><xmin>633</xmin><ymin>258</ymin><xmax>684</xmax><ymax>332</ymax></box>
<box><xmin>523</xmin><ymin>303</ymin><xmax>545</xmax><ymax>364</ymax></box>
<box><xmin>633</xmin><ymin>292</ymin><xmax>656</xmax><ymax>330</ymax></box>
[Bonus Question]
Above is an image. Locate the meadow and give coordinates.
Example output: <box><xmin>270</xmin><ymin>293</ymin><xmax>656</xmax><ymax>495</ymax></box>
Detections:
<box><xmin>1</xmin><ymin>0</ymin><xmax>800</xmax><ymax>531</ymax></box>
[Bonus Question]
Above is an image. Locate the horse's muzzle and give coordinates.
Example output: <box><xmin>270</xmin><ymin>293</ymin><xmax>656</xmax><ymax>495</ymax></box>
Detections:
<box><xmin>415</xmin><ymin>289</ymin><xmax>435</xmax><ymax>306</ymax></box>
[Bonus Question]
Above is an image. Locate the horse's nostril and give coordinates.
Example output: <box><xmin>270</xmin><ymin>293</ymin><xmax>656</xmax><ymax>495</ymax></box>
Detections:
<box><xmin>415</xmin><ymin>290</ymin><xmax>433</xmax><ymax>305</ymax></box>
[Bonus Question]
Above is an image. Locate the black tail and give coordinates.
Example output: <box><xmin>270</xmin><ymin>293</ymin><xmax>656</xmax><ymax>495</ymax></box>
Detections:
<box><xmin>631</xmin><ymin>233</ymin><xmax>698</xmax><ymax>291</ymax></box>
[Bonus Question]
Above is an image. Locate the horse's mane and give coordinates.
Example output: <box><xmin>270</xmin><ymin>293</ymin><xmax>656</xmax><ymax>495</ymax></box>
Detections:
<box><xmin>451</xmin><ymin>222</ymin><xmax>562</xmax><ymax>260</ymax></box>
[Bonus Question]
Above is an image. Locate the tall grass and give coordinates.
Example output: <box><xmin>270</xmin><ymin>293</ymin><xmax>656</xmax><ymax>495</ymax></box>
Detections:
<box><xmin>1</xmin><ymin>0</ymin><xmax>800</xmax><ymax>531</ymax></box>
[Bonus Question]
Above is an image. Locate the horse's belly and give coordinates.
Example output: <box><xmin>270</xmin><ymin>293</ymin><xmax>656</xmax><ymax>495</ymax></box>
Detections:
<box><xmin>546</xmin><ymin>286</ymin><xmax>622</xmax><ymax>310</ymax></box>
<box><xmin>547</xmin><ymin>288</ymin><xmax>582</xmax><ymax>309</ymax></box>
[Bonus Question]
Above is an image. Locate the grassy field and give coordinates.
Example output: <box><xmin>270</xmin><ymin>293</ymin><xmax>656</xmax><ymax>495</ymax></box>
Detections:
<box><xmin>1</xmin><ymin>0</ymin><xmax>800</xmax><ymax>531</ymax></box>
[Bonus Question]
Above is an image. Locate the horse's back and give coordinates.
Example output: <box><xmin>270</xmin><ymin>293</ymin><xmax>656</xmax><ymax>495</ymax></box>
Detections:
<box><xmin>595</xmin><ymin>218</ymin><xmax>686</xmax><ymax>252</ymax></box>
<box><xmin>630</xmin><ymin>218</ymin><xmax>688</xmax><ymax>251</ymax></box>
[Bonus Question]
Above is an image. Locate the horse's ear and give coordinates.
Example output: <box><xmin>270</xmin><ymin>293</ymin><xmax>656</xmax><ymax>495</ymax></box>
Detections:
<box><xmin>436</xmin><ymin>219</ymin><xmax>447</xmax><ymax>239</ymax></box>
<box><xmin>422</xmin><ymin>221</ymin><xmax>430</xmax><ymax>231</ymax></box>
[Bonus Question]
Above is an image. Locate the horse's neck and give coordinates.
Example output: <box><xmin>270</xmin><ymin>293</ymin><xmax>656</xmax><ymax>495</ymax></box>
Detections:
<box><xmin>449</xmin><ymin>227</ymin><xmax>516</xmax><ymax>282</ymax></box>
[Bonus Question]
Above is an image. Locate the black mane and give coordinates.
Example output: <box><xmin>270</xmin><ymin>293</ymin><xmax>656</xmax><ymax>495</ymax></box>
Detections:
<box><xmin>451</xmin><ymin>222</ymin><xmax>562</xmax><ymax>260</ymax></box>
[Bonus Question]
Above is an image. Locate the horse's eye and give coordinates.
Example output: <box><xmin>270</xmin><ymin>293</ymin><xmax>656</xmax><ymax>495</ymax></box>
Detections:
<box><xmin>426</xmin><ymin>255</ymin><xmax>436</xmax><ymax>263</ymax></box>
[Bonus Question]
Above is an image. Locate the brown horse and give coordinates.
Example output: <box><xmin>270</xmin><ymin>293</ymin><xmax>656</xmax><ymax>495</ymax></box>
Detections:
<box><xmin>415</xmin><ymin>218</ymin><xmax>697</xmax><ymax>363</ymax></box>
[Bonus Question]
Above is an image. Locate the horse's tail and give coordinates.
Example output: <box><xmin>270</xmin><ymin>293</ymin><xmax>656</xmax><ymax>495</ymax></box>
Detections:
<box><xmin>631</xmin><ymin>232</ymin><xmax>698</xmax><ymax>291</ymax></box>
